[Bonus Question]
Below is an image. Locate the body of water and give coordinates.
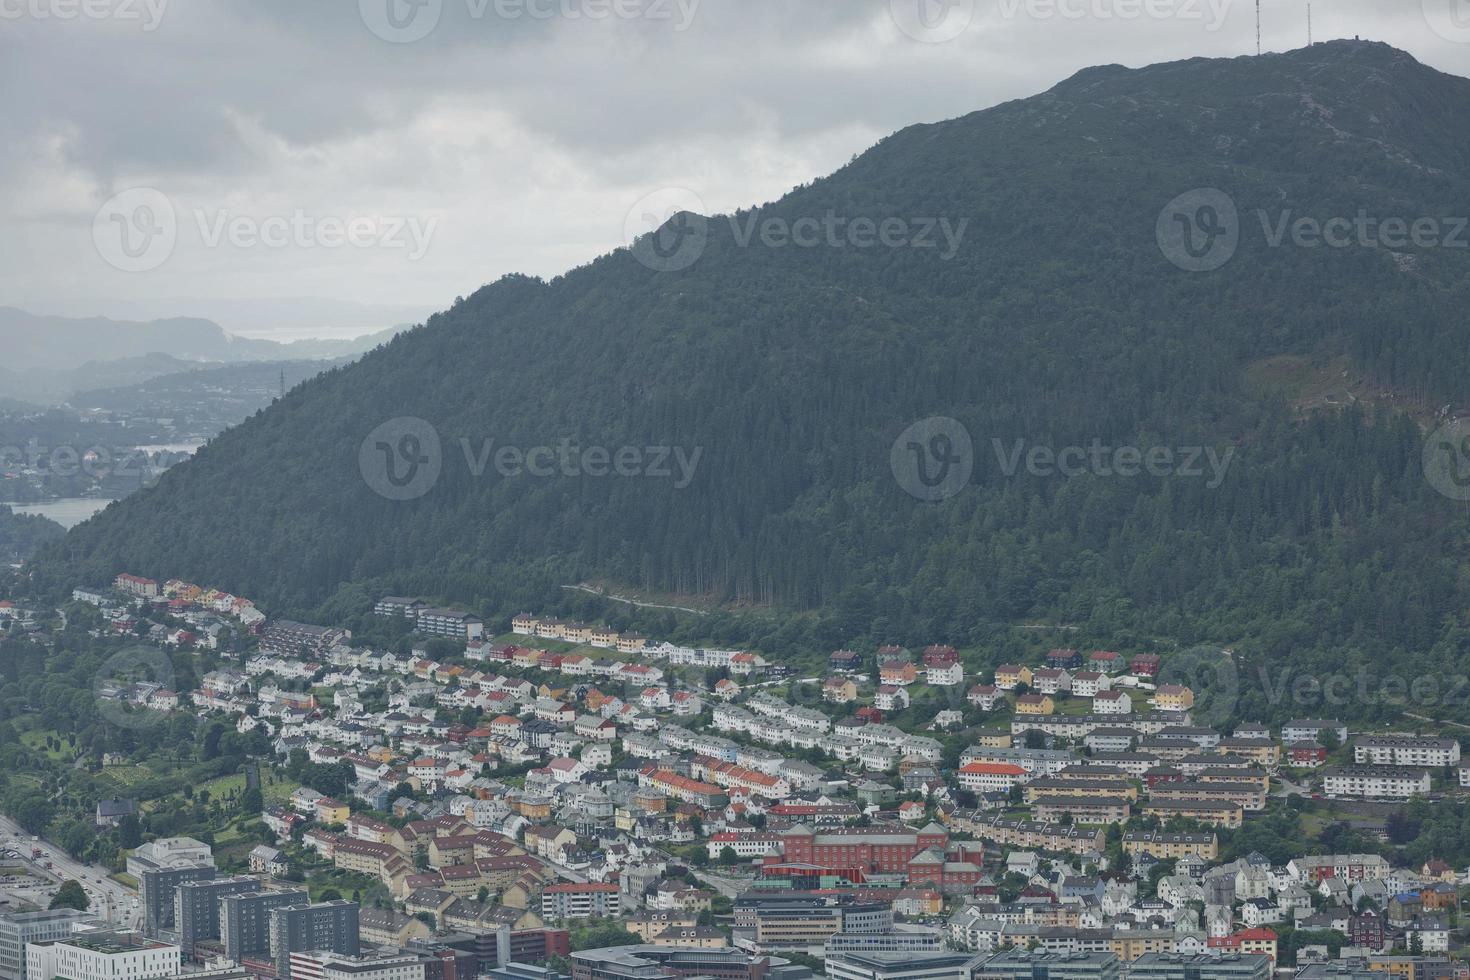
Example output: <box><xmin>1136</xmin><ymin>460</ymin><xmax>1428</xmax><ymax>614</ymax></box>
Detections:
<box><xmin>11</xmin><ymin>498</ymin><xmax>114</xmax><ymax>528</ymax></box>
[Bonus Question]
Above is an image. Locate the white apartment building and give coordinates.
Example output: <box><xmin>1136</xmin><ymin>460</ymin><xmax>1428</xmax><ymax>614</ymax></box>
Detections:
<box><xmin>1353</xmin><ymin>735</ymin><xmax>1460</xmax><ymax>768</ymax></box>
<box><xmin>1322</xmin><ymin>766</ymin><xmax>1431</xmax><ymax>800</ymax></box>
<box><xmin>27</xmin><ymin>936</ymin><xmax>179</xmax><ymax>980</ymax></box>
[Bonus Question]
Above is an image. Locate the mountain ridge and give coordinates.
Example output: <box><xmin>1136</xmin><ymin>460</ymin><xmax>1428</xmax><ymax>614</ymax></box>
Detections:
<box><xmin>29</xmin><ymin>42</ymin><xmax>1470</xmax><ymax>710</ymax></box>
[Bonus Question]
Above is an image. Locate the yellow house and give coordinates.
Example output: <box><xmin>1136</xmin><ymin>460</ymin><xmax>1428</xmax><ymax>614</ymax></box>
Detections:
<box><xmin>626</xmin><ymin>912</ymin><xmax>699</xmax><ymax>941</ymax></box>
<box><xmin>316</xmin><ymin>798</ymin><xmax>351</xmax><ymax>824</ymax></box>
<box><xmin>823</xmin><ymin>678</ymin><xmax>858</xmax><ymax>703</ymax></box>
<box><xmin>1155</xmin><ymin>684</ymin><xmax>1195</xmax><ymax>710</ymax></box>
<box><xmin>1015</xmin><ymin>693</ymin><xmax>1054</xmax><ymax>715</ymax></box>
<box><xmin>994</xmin><ymin>664</ymin><xmax>1033</xmax><ymax>690</ymax></box>
<box><xmin>1112</xmin><ymin>931</ymin><xmax>1176</xmax><ymax>960</ymax></box>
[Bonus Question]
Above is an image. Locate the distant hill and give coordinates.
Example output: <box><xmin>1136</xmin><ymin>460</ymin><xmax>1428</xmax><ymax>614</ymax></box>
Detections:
<box><xmin>0</xmin><ymin>309</ymin><xmax>410</xmax><ymax>403</ymax></box>
<box><xmin>35</xmin><ymin>42</ymin><xmax>1470</xmax><ymax>720</ymax></box>
<box><xmin>0</xmin><ymin>506</ymin><xmax>65</xmax><ymax>563</ymax></box>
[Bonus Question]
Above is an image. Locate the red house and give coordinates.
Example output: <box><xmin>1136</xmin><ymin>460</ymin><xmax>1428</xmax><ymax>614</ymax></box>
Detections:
<box><xmin>1130</xmin><ymin>653</ymin><xmax>1162</xmax><ymax>676</ymax></box>
<box><xmin>1287</xmin><ymin>741</ymin><xmax>1327</xmax><ymax>767</ymax></box>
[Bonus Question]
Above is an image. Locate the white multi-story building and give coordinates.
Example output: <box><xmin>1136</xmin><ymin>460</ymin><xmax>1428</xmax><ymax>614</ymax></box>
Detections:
<box><xmin>1322</xmin><ymin>766</ymin><xmax>1431</xmax><ymax>800</ymax></box>
<box><xmin>27</xmin><ymin>935</ymin><xmax>179</xmax><ymax>980</ymax></box>
<box><xmin>288</xmin><ymin>950</ymin><xmax>427</xmax><ymax>980</ymax></box>
<box><xmin>1353</xmin><ymin>735</ymin><xmax>1460</xmax><ymax>768</ymax></box>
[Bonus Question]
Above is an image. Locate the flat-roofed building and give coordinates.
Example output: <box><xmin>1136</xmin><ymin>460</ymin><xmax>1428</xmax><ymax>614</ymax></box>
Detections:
<box><xmin>0</xmin><ymin>910</ymin><xmax>93</xmax><ymax>980</ymax></box>
<box><xmin>827</xmin><ymin>951</ymin><xmax>982</xmax><ymax>980</ymax></box>
<box><xmin>1128</xmin><ymin>953</ymin><xmax>1270</xmax><ymax>980</ymax></box>
<box><xmin>974</xmin><ymin>949</ymin><xmax>1120</xmax><ymax>980</ymax></box>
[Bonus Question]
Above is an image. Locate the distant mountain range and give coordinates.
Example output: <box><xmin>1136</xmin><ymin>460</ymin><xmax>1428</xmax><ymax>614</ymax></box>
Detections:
<box><xmin>33</xmin><ymin>41</ymin><xmax>1470</xmax><ymax>722</ymax></box>
<box><xmin>0</xmin><ymin>307</ymin><xmax>408</xmax><ymax>404</ymax></box>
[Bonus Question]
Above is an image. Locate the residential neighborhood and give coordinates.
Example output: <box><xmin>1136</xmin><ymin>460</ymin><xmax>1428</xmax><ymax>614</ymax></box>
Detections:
<box><xmin>3</xmin><ymin>582</ymin><xmax>1470</xmax><ymax>980</ymax></box>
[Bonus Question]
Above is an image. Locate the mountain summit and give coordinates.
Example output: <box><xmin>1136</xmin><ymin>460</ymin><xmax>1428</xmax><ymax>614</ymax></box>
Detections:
<box><xmin>37</xmin><ymin>43</ymin><xmax>1470</xmax><ymax>683</ymax></box>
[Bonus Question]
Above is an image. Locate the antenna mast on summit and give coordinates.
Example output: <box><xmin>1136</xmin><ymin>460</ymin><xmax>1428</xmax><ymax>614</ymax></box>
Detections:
<box><xmin>1256</xmin><ymin>0</ymin><xmax>1261</xmax><ymax>55</ymax></box>
<box><xmin>1307</xmin><ymin>2</ymin><xmax>1313</xmax><ymax>45</ymax></box>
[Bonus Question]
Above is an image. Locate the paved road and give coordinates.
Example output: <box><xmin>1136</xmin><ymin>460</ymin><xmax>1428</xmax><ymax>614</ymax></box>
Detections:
<box><xmin>0</xmin><ymin>814</ymin><xmax>139</xmax><ymax>928</ymax></box>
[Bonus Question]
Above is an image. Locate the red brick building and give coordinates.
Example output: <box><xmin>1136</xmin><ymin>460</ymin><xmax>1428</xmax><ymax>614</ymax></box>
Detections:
<box><xmin>777</xmin><ymin>823</ymin><xmax>947</xmax><ymax>873</ymax></box>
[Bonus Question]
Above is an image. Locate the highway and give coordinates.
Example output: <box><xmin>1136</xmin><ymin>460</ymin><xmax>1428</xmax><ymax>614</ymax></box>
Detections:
<box><xmin>0</xmin><ymin>813</ymin><xmax>140</xmax><ymax>929</ymax></box>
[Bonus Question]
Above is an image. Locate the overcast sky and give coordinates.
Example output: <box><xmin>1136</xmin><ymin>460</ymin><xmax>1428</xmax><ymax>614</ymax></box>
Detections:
<box><xmin>2</xmin><ymin>0</ymin><xmax>1467</xmax><ymax>338</ymax></box>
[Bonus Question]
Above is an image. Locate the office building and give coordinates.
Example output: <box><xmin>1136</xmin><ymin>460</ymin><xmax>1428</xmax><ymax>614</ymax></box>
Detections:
<box><xmin>269</xmin><ymin>902</ymin><xmax>360</xmax><ymax>978</ymax></box>
<box><xmin>26</xmin><ymin>933</ymin><xmax>179</xmax><ymax>980</ymax></box>
<box><xmin>173</xmin><ymin>876</ymin><xmax>261</xmax><ymax>960</ymax></box>
<box><xmin>127</xmin><ymin>837</ymin><xmax>216</xmax><ymax>939</ymax></box>
<box><xmin>826</xmin><ymin>951</ymin><xmax>982</xmax><ymax>980</ymax></box>
<box><xmin>221</xmin><ymin>889</ymin><xmax>309</xmax><ymax>963</ymax></box>
<box><xmin>1128</xmin><ymin>953</ymin><xmax>1271</xmax><ymax>980</ymax></box>
<box><xmin>569</xmin><ymin>945</ymin><xmax>808</xmax><ymax>980</ymax></box>
<box><xmin>0</xmin><ymin>910</ymin><xmax>93</xmax><ymax>980</ymax></box>
<box><xmin>974</xmin><ymin>950</ymin><xmax>1119</xmax><ymax>980</ymax></box>
<box><xmin>287</xmin><ymin>950</ymin><xmax>426</xmax><ymax>980</ymax></box>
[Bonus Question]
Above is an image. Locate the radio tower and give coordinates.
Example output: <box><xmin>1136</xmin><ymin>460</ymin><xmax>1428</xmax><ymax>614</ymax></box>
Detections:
<box><xmin>1256</xmin><ymin>0</ymin><xmax>1261</xmax><ymax>54</ymax></box>
<box><xmin>1307</xmin><ymin>2</ymin><xmax>1313</xmax><ymax>45</ymax></box>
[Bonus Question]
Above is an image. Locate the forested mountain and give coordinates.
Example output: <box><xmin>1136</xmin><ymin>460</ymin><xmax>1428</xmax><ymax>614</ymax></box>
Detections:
<box><xmin>0</xmin><ymin>507</ymin><xmax>65</xmax><ymax>563</ymax></box>
<box><xmin>31</xmin><ymin>41</ymin><xmax>1470</xmax><ymax>701</ymax></box>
